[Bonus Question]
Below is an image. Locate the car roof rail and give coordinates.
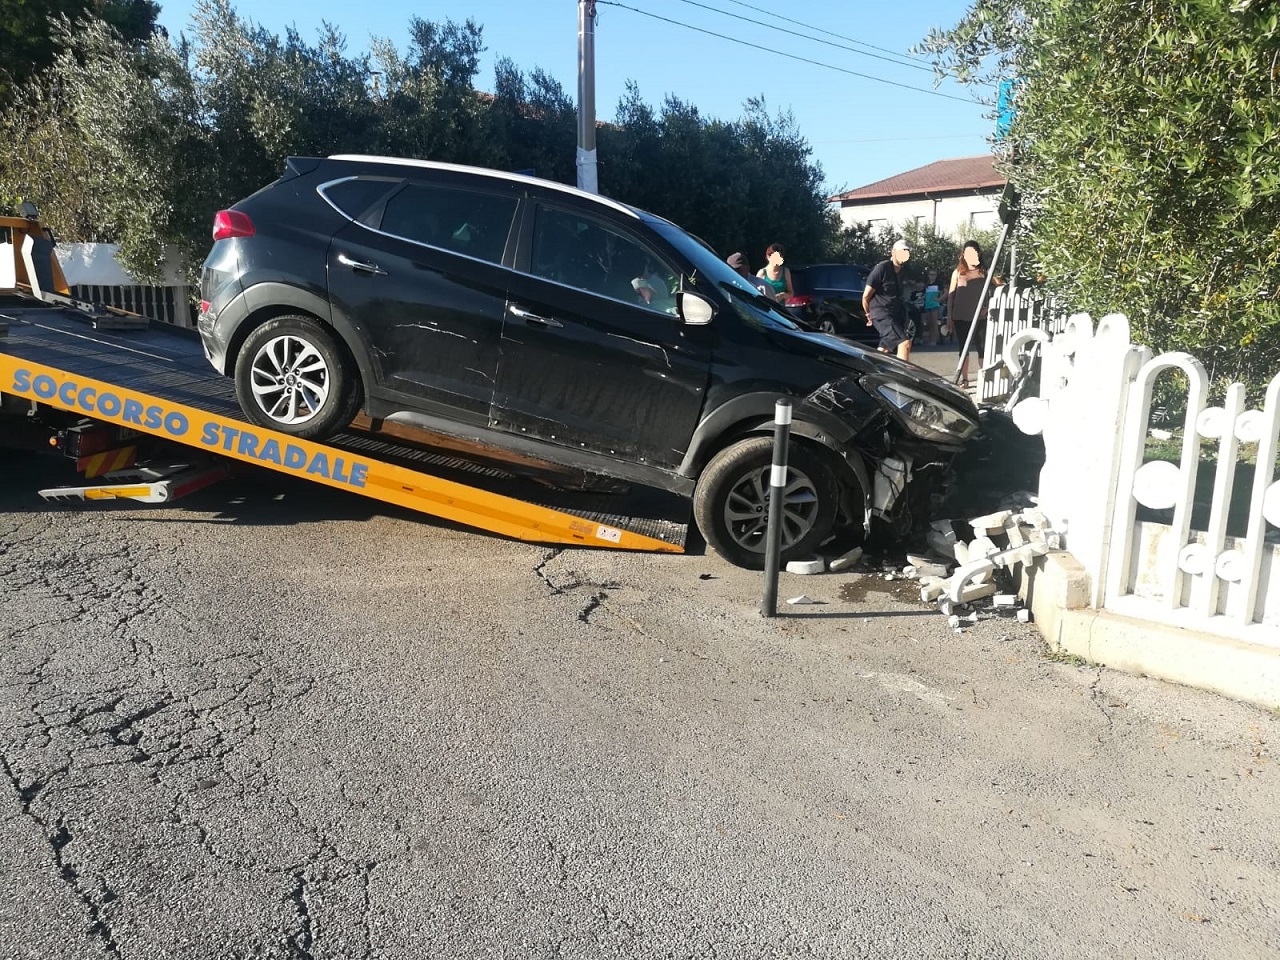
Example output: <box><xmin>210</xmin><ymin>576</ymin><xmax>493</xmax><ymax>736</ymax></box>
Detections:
<box><xmin>326</xmin><ymin>155</ymin><xmax>640</xmax><ymax>219</ymax></box>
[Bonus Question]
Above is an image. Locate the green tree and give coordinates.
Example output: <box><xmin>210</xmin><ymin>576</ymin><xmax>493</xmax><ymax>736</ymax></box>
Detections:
<box><xmin>920</xmin><ymin>0</ymin><xmax>1280</xmax><ymax>387</ymax></box>
<box><xmin>1</xmin><ymin>1</ymin><xmax>842</xmax><ymax>289</ymax></box>
<box><xmin>0</xmin><ymin>0</ymin><xmax>159</xmax><ymax>98</ymax></box>
<box><xmin>0</xmin><ymin>15</ymin><xmax>193</xmax><ymax>275</ymax></box>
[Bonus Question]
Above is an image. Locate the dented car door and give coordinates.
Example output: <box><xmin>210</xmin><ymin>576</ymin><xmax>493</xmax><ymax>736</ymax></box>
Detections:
<box><xmin>493</xmin><ymin>202</ymin><xmax>711</xmax><ymax>469</ymax></box>
<box><xmin>327</xmin><ymin>178</ymin><xmax>520</xmax><ymax>425</ymax></box>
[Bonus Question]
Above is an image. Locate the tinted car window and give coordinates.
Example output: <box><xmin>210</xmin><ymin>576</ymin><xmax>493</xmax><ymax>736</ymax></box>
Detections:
<box><xmin>530</xmin><ymin>205</ymin><xmax>679</xmax><ymax>315</ymax></box>
<box><xmin>379</xmin><ymin>182</ymin><xmax>517</xmax><ymax>265</ymax></box>
<box><xmin>320</xmin><ymin>177</ymin><xmax>401</xmax><ymax>222</ymax></box>
<box><xmin>790</xmin><ymin>268</ymin><xmax>814</xmax><ymax>296</ymax></box>
<box><xmin>829</xmin><ymin>265</ymin><xmax>865</xmax><ymax>289</ymax></box>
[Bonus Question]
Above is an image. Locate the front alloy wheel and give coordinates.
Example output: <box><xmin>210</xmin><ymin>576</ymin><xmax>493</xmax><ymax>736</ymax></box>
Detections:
<box><xmin>694</xmin><ymin>437</ymin><xmax>840</xmax><ymax>569</ymax></box>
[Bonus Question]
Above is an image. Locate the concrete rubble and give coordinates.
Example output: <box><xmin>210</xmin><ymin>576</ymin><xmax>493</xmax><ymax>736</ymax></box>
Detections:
<box><xmin>902</xmin><ymin>497</ymin><xmax>1058</xmax><ymax>630</ymax></box>
<box><xmin>811</xmin><ymin>491</ymin><xmax>1056</xmax><ymax>631</ymax></box>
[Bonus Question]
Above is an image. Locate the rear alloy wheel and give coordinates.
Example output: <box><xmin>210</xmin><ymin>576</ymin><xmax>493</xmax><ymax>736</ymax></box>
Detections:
<box><xmin>694</xmin><ymin>437</ymin><xmax>840</xmax><ymax>569</ymax></box>
<box><xmin>234</xmin><ymin>315</ymin><xmax>360</xmax><ymax>439</ymax></box>
<box><xmin>816</xmin><ymin>313</ymin><xmax>839</xmax><ymax>335</ymax></box>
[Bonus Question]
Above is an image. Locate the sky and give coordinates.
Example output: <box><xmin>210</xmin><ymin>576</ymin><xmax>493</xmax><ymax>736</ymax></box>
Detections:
<box><xmin>155</xmin><ymin>0</ymin><xmax>994</xmax><ymax>196</ymax></box>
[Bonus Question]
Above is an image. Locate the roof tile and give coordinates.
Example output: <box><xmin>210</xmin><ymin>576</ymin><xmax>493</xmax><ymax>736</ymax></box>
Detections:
<box><xmin>829</xmin><ymin>155</ymin><xmax>1004</xmax><ymax>202</ymax></box>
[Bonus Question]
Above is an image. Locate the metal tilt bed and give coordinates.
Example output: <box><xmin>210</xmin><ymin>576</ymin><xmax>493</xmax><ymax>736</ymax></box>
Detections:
<box><xmin>0</xmin><ymin>298</ymin><xmax>688</xmax><ymax>554</ymax></box>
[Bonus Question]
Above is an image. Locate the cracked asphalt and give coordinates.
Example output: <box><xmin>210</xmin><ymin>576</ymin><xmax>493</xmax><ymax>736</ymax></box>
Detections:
<box><xmin>2</xmin><ymin>447</ymin><xmax>1278</xmax><ymax>959</ymax></box>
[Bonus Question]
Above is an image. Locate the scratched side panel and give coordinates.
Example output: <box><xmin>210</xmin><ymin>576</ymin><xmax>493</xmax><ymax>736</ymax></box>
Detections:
<box><xmin>326</xmin><ymin>184</ymin><xmax>520</xmax><ymax>427</ymax></box>
<box><xmin>494</xmin><ymin>271</ymin><xmax>711</xmax><ymax>470</ymax></box>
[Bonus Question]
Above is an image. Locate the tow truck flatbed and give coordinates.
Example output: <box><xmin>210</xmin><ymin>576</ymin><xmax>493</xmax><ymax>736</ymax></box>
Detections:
<box><xmin>1</xmin><ymin>297</ymin><xmax>687</xmax><ymax>552</ymax></box>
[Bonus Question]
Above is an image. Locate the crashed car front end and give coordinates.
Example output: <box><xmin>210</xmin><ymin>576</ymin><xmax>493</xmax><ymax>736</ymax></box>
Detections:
<box><xmin>802</xmin><ymin>372</ymin><xmax>980</xmax><ymax>541</ymax></box>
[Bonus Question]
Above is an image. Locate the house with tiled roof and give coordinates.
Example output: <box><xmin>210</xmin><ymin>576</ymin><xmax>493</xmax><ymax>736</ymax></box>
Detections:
<box><xmin>828</xmin><ymin>155</ymin><xmax>1005</xmax><ymax>237</ymax></box>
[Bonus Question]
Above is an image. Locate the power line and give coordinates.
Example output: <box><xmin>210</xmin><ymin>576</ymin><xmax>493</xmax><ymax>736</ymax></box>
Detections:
<box><xmin>810</xmin><ymin>134</ymin><xmax>983</xmax><ymax>144</ymax></box>
<box><xmin>595</xmin><ymin>2</ymin><xmax>980</xmax><ymax>104</ymax></box>
<box><xmin>709</xmin><ymin>0</ymin><xmax>935</xmax><ymax>65</ymax></box>
<box><xmin>668</xmin><ymin>0</ymin><xmax>934</xmax><ymax>73</ymax></box>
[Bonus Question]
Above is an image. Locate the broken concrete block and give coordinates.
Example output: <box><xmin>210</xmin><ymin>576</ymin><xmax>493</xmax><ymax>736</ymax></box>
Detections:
<box><xmin>970</xmin><ymin>536</ymin><xmax>1000</xmax><ymax>559</ymax></box>
<box><xmin>947</xmin><ymin>614</ymin><xmax>962</xmax><ymax>629</ymax></box>
<box><xmin>939</xmin><ymin>598</ymin><xmax>957</xmax><ymax>616</ymax></box>
<box><xmin>969</xmin><ymin>510</ymin><xmax>1013</xmax><ymax>536</ymax></box>
<box><xmin>953</xmin><ymin>542</ymin><xmax>971</xmax><ymax>566</ymax></box>
<box><xmin>963</xmin><ymin>610</ymin><xmax>980</xmax><ymax>624</ymax></box>
<box><xmin>902</xmin><ymin>564</ymin><xmax>917</xmax><ymax>578</ymax></box>
<box><xmin>1004</xmin><ymin>520</ymin><xmax>1029</xmax><ymax>548</ymax></box>
<box><xmin>1044</xmin><ymin>531</ymin><xmax>1063</xmax><ymax>550</ymax></box>
<box><xmin>1017</xmin><ymin>608</ymin><xmax>1033</xmax><ymax>623</ymax></box>
<box><xmin>828</xmin><ymin>547</ymin><xmax>863</xmax><ymax>572</ymax></box>
<box><xmin>786</xmin><ymin>595</ymin><xmax>818</xmax><ymax>605</ymax></box>
<box><xmin>956</xmin><ymin>581</ymin><xmax>999</xmax><ymax>603</ymax></box>
<box><xmin>1020</xmin><ymin>509</ymin><xmax>1051</xmax><ymax>530</ymax></box>
<box><xmin>786</xmin><ymin>558</ymin><xmax>825</xmax><ymax>575</ymax></box>
<box><xmin>921</xmin><ymin>581</ymin><xmax>947</xmax><ymax>602</ymax></box>
<box><xmin>914</xmin><ymin>561</ymin><xmax>949</xmax><ymax>579</ymax></box>
<box><xmin>993</xmin><ymin>593</ymin><xmax>1019</xmax><ymax>607</ymax></box>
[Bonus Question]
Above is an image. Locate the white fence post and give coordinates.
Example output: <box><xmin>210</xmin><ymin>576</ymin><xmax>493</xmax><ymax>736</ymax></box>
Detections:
<box><xmin>1237</xmin><ymin>374</ymin><xmax>1280</xmax><ymax>623</ymax></box>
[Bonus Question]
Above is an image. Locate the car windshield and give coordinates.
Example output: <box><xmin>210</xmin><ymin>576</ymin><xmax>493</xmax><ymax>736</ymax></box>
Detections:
<box><xmin>645</xmin><ymin>217</ymin><xmax>801</xmax><ymax>332</ymax></box>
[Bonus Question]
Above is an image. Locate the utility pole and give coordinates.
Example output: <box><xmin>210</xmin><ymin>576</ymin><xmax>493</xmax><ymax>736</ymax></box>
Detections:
<box><xmin>576</xmin><ymin>0</ymin><xmax>598</xmax><ymax>194</ymax></box>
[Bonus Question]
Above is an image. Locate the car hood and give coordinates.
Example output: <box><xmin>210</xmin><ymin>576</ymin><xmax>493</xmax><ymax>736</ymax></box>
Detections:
<box><xmin>768</xmin><ymin>326</ymin><xmax>978</xmax><ymax>414</ymax></box>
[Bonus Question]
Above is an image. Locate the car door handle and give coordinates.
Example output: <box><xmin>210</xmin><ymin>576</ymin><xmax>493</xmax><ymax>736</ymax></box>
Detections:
<box><xmin>337</xmin><ymin>253</ymin><xmax>387</xmax><ymax>276</ymax></box>
<box><xmin>509</xmin><ymin>303</ymin><xmax>563</xmax><ymax>328</ymax></box>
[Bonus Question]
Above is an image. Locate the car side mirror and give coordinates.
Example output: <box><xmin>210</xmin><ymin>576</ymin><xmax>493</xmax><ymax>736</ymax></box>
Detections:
<box><xmin>677</xmin><ymin>290</ymin><xmax>715</xmax><ymax>325</ymax></box>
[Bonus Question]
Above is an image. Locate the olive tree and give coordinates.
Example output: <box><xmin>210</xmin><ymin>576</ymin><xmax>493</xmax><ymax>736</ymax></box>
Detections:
<box><xmin>920</xmin><ymin>0</ymin><xmax>1280</xmax><ymax>387</ymax></box>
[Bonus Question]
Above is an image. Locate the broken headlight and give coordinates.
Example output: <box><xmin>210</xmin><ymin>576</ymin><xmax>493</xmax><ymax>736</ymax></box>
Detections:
<box><xmin>872</xmin><ymin>381</ymin><xmax>979</xmax><ymax>443</ymax></box>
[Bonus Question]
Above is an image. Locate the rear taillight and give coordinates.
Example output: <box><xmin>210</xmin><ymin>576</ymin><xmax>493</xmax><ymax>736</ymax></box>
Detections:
<box><xmin>199</xmin><ymin>300</ymin><xmax>211</xmax><ymax>314</ymax></box>
<box><xmin>786</xmin><ymin>295</ymin><xmax>813</xmax><ymax>307</ymax></box>
<box><xmin>212</xmin><ymin>210</ymin><xmax>255</xmax><ymax>240</ymax></box>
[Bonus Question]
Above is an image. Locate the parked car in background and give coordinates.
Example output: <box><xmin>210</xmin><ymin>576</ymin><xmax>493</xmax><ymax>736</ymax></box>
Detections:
<box><xmin>785</xmin><ymin>263</ymin><xmax>870</xmax><ymax>339</ymax></box>
<box><xmin>786</xmin><ymin>263</ymin><xmax>918</xmax><ymax>344</ymax></box>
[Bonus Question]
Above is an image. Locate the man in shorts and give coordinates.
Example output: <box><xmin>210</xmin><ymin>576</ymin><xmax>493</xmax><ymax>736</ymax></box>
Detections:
<box><xmin>862</xmin><ymin>239</ymin><xmax>913</xmax><ymax>361</ymax></box>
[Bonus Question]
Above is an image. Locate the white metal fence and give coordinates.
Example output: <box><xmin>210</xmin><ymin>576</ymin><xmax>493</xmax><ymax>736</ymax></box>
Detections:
<box><xmin>978</xmin><ymin>283</ymin><xmax>1069</xmax><ymax>402</ymax></box>
<box><xmin>995</xmin><ymin>307</ymin><xmax>1280</xmax><ymax>644</ymax></box>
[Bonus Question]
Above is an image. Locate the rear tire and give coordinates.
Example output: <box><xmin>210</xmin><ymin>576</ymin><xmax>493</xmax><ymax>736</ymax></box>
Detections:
<box><xmin>816</xmin><ymin>313</ymin><xmax>839</xmax><ymax>335</ymax></box>
<box><xmin>693</xmin><ymin>437</ymin><xmax>840</xmax><ymax>570</ymax></box>
<box><xmin>234</xmin><ymin>315</ymin><xmax>360</xmax><ymax>440</ymax></box>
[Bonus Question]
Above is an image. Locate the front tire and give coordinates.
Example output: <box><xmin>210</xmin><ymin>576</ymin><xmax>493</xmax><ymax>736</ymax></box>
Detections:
<box><xmin>234</xmin><ymin>315</ymin><xmax>360</xmax><ymax>439</ymax></box>
<box><xmin>693</xmin><ymin>437</ymin><xmax>840</xmax><ymax>569</ymax></box>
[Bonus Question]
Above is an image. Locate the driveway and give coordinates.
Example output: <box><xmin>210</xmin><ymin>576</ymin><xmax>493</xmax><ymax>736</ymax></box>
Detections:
<box><xmin>1</xmin><ymin>449</ymin><xmax>1277</xmax><ymax>959</ymax></box>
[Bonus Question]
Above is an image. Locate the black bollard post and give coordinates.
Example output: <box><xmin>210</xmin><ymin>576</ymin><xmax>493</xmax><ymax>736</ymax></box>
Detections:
<box><xmin>760</xmin><ymin>398</ymin><xmax>792</xmax><ymax>617</ymax></box>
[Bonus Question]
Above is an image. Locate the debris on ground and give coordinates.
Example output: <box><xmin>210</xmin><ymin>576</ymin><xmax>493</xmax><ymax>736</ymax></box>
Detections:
<box><xmin>785</xmin><ymin>558</ymin><xmax>826</xmax><ymax>575</ymax></box>
<box><xmin>817</xmin><ymin>494</ymin><xmax>1059</xmax><ymax>630</ymax></box>
<box><xmin>828</xmin><ymin>547</ymin><xmax>864</xmax><ymax>572</ymax></box>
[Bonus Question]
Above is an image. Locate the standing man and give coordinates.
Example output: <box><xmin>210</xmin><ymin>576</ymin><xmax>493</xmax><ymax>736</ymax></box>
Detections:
<box><xmin>863</xmin><ymin>239</ymin><xmax>913</xmax><ymax>361</ymax></box>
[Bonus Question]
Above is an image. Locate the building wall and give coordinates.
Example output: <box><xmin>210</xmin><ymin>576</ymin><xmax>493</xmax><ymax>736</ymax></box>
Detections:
<box><xmin>835</xmin><ymin>192</ymin><xmax>1001</xmax><ymax>238</ymax></box>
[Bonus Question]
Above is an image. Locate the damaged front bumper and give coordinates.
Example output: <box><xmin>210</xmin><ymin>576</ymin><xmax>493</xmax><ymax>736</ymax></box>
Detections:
<box><xmin>803</xmin><ymin>373</ymin><xmax>979</xmax><ymax>537</ymax></box>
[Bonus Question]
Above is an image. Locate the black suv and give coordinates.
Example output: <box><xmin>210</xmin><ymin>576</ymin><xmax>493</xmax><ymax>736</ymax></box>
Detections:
<box><xmin>199</xmin><ymin>156</ymin><xmax>979</xmax><ymax>567</ymax></box>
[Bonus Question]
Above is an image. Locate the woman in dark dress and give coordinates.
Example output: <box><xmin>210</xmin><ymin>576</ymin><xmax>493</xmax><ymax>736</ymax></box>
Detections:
<box><xmin>947</xmin><ymin>240</ymin><xmax>992</xmax><ymax>388</ymax></box>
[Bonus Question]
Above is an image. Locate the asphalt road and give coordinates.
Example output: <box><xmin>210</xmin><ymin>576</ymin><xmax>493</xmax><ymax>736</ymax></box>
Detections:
<box><xmin>2</xmin><ymin>447</ymin><xmax>1278</xmax><ymax>959</ymax></box>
